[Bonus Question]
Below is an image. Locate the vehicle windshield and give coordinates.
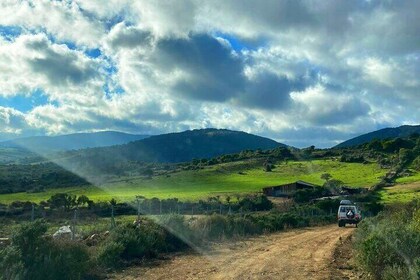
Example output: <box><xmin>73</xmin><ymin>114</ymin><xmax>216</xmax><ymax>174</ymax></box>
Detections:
<box><xmin>0</xmin><ymin>1</ymin><xmax>419</xmax><ymax>280</ymax></box>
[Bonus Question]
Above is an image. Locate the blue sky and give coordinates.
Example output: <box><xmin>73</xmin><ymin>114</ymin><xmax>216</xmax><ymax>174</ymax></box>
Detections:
<box><xmin>0</xmin><ymin>1</ymin><xmax>419</xmax><ymax>147</ymax></box>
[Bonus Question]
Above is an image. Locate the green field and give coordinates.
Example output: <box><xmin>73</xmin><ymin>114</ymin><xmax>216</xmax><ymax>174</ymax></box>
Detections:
<box><xmin>0</xmin><ymin>160</ymin><xmax>387</xmax><ymax>204</ymax></box>
<box><xmin>379</xmin><ymin>182</ymin><xmax>420</xmax><ymax>204</ymax></box>
<box><xmin>395</xmin><ymin>169</ymin><xmax>420</xmax><ymax>184</ymax></box>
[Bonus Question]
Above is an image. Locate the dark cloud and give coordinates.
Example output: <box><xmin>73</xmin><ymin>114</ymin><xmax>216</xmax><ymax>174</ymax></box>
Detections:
<box><xmin>107</xmin><ymin>25</ymin><xmax>152</xmax><ymax>49</ymax></box>
<box><xmin>309</xmin><ymin>97</ymin><xmax>371</xmax><ymax>126</ymax></box>
<box><xmin>27</xmin><ymin>39</ymin><xmax>99</xmax><ymax>86</ymax></box>
<box><xmin>151</xmin><ymin>34</ymin><xmax>311</xmax><ymax>110</ymax></box>
<box><xmin>238</xmin><ymin>73</ymin><xmax>306</xmax><ymax>110</ymax></box>
<box><xmin>155</xmin><ymin>34</ymin><xmax>245</xmax><ymax>102</ymax></box>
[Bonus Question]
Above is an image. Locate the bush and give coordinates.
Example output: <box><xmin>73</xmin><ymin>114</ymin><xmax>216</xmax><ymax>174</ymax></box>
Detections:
<box><xmin>157</xmin><ymin>215</ymin><xmax>195</xmax><ymax>251</ymax></box>
<box><xmin>96</xmin><ymin>241</ymin><xmax>125</xmax><ymax>269</ymax></box>
<box><xmin>356</xmin><ymin>201</ymin><xmax>420</xmax><ymax>279</ymax></box>
<box><xmin>294</xmin><ymin>187</ymin><xmax>328</xmax><ymax>203</ymax></box>
<box><xmin>238</xmin><ymin>194</ymin><xmax>273</xmax><ymax>211</ymax></box>
<box><xmin>97</xmin><ymin>218</ymin><xmax>191</xmax><ymax>269</ymax></box>
<box><xmin>192</xmin><ymin>214</ymin><xmax>230</xmax><ymax>240</ymax></box>
<box><xmin>0</xmin><ymin>220</ymin><xmax>91</xmax><ymax>280</ymax></box>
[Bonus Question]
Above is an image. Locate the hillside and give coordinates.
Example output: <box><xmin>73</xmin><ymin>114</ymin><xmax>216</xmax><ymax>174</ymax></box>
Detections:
<box><xmin>0</xmin><ymin>147</ymin><xmax>43</xmax><ymax>164</ymax></box>
<box><xmin>335</xmin><ymin>125</ymin><xmax>420</xmax><ymax>148</ymax></box>
<box><xmin>65</xmin><ymin>128</ymin><xmax>285</xmax><ymax>164</ymax></box>
<box><xmin>0</xmin><ymin>131</ymin><xmax>150</xmax><ymax>153</ymax></box>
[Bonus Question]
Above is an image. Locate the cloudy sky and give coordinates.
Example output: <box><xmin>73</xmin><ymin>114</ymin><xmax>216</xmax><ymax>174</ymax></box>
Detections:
<box><xmin>0</xmin><ymin>0</ymin><xmax>418</xmax><ymax>147</ymax></box>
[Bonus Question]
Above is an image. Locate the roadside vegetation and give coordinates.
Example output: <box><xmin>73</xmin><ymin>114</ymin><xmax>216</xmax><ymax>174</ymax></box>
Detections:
<box><xmin>0</xmin><ymin>202</ymin><xmax>338</xmax><ymax>279</ymax></box>
<box><xmin>355</xmin><ymin>200</ymin><xmax>420</xmax><ymax>279</ymax></box>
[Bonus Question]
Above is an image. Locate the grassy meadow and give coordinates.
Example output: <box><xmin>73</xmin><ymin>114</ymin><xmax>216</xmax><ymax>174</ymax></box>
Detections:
<box><xmin>379</xmin><ymin>181</ymin><xmax>420</xmax><ymax>204</ymax></box>
<box><xmin>0</xmin><ymin>159</ymin><xmax>387</xmax><ymax>204</ymax></box>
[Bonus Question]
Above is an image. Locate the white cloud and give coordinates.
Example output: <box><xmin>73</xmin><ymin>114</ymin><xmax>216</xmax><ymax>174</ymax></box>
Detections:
<box><xmin>0</xmin><ymin>0</ymin><xmax>105</xmax><ymax>47</ymax></box>
<box><xmin>0</xmin><ymin>0</ymin><xmax>418</xmax><ymax>146</ymax></box>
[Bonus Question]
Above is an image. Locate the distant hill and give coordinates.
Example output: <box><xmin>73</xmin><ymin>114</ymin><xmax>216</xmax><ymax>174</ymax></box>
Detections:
<box><xmin>0</xmin><ymin>131</ymin><xmax>150</xmax><ymax>153</ymax></box>
<box><xmin>335</xmin><ymin>125</ymin><xmax>420</xmax><ymax>148</ymax></box>
<box><xmin>68</xmin><ymin>128</ymin><xmax>286</xmax><ymax>164</ymax></box>
<box><xmin>0</xmin><ymin>147</ymin><xmax>43</xmax><ymax>164</ymax></box>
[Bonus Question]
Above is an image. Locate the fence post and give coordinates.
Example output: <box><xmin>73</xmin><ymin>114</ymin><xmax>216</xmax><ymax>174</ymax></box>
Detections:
<box><xmin>71</xmin><ymin>209</ymin><xmax>78</xmax><ymax>241</ymax></box>
<box><xmin>137</xmin><ymin>199</ymin><xmax>141</xmax><ymax>221</ymax></box>
<box><xmin>31</xmin><ymin>204</ymin><xmax>35</xmax><ymax>222</ymax></box>
<box><xmin>111</xmin><ymin>205</ymin><xmax>116</xmax><ymax>229</ymax></box>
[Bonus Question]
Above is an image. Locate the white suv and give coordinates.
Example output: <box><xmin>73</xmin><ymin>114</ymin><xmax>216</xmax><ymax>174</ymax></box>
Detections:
<box><xmin>337</xmin><ymin>200</ymin><xmax>361</xmax><ymax>227</ymax></box>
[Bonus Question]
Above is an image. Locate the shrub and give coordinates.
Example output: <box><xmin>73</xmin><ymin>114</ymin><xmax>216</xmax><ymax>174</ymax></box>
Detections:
<box><xmin>294</xmin><ymin>186</ymin><xmax>328</xmax><ymax>203</ymax></box>
<box><xmin>0</xmin><ymin>220</ymin><xmax>91</xmax><ymax>280</ymax></box>
<box><xmin>192</xmin><ymin>214</ymin><xmax>230</xmax><ymax>240</ymax></box>
<box><xmin>97</xmin><ymin>218</ymin><xmax>191</xmax><ymax>269</ymax></box>
<box><xmin>356</xmin><ymin>201</ymin><xmax>420</xmax><ymax>279</ymax></box>
<box><xmin>96</xmin><ymin>241</ymin><xmax>125</xmax><ymax>269</ymax></box>
<box><xmin>157</xmin><ymin>215</ymin><xmax>194</xmax><ymax>251</ymax></box>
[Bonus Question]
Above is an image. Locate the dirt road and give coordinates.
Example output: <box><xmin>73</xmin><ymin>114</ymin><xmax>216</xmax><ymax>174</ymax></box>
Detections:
<box><xmin>111</xmin><ymin>225</ymin><xmax>356</xmax><ymax>280</ymax></box>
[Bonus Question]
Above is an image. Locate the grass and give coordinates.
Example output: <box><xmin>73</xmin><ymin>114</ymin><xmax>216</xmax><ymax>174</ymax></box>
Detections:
<box><xmin>379</xmin><ymin>182</ymin><xmax>420</xmax><ymax>204</ymax></box>
<box><xmin>395</xmin><ymin>169</ymin><xmax>420</xmax><ymax>184</ymax></box>
<box><xmin>0</xmin><ymin>160</ymin><xmax>387</xmax><ymax>204</ymax></box>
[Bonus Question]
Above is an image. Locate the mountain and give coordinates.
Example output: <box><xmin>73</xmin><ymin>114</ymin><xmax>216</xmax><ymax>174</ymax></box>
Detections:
<box><xmin>0</xmin><ymin>147</ymin><xmax>43</xmax><ymax>164</ymax></box>
<box><xmin>335</xmin><ymin>125</ymin><xmax>420</xmax><ymax>148</ymax></box>
<box><xmin>0</xmin><ymin>131</ymin><xmax>150</xmax><ymax>153</ymax></box>
<box><xmin>69</xmin><ymin>128</ymin><xmax>286</xmax><ymax>164</ymax></box>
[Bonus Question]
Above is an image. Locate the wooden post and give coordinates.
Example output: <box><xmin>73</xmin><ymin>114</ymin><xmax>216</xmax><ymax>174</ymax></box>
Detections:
<box><xmin>71</xmin><ymin>209</ymin><xmax>77</xmax><ymax>241</ymax></box>
<box><xmin>137</xmin><ymin>199</ymin><xmax>141</xmax><ymax>221</ymax></box>
<box><xmin>31</xmin><ymin>204</ymin><xmax>35</xmax><ymax>222</ymax></box>
<box><xmin>111</xmin><ymin>205</ymin><xmax>116</xmax><ymax>229</ymax></box>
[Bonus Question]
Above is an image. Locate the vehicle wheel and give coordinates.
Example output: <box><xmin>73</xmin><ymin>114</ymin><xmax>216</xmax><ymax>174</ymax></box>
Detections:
<box><xmin>338</xmin><ymin>221</ymin><xmax>343</xmax><ymax>227</ymax></box>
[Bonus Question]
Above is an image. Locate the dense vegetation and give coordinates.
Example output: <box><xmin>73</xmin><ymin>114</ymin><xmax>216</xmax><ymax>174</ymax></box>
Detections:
<box><xmin>0</xmin><ymin>163</ymin><xmax>89</xmax><ymax>194</ymax></box>
<box><xmin>356</xmin><ymin>200</ymin><xmax>420</xmax><ymax>279</ymax></box>
<box><xmin>57</xmin><ymin>128</ymin><xmax>284</xmax><ymax>170</ymax></box>
<box><xmin>335</xmin><ymin>124</ymin><xmax>420</xmax><ymax>148</ymax></box>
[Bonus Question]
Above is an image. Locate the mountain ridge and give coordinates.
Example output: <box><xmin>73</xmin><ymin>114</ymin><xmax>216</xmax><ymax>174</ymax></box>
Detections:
<box><xmin>63</xmin><ymin>128</ymin><xmax>286</xmax><ymax>164</ymax></box>
<box><xmin>0</xmin><ymin>131</ymin><xmax>151</xmax><ymax>153</ymax></box>
<box><xmin>335</xmin><ymin>125</ymin><xmax>420</xmax><ymax>148</ymax></box>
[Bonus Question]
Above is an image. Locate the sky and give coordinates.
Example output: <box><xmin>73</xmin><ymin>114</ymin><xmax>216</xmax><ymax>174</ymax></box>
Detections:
<box><xmin>0</xmin><ymin>0</ymin><xmax>419</xmax><ymax>148</ymax></box>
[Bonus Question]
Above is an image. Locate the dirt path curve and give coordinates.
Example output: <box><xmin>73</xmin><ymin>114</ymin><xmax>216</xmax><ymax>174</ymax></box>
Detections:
<box><xmin>111</xmin><ymin>225</ymin><xmax>355</xmax><ymax>280</ymax></box>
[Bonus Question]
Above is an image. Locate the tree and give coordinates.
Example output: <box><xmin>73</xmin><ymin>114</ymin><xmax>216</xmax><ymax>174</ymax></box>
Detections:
<box><xmin>76</xmin><ymin>195</ymin><xmax>90</xmax><ymax>207</ymax></box>
<box><xmin>48</xmin><ymin>193</ymin><xmax>76</xmax><ymax>211</ymax></box>
<box><xmin>109</xmin><ymin>198</ymin><xmax>117</xmax><ymax>206</ymax></box>
<box><xmin>264</xmin><ymin>164</ymin><xmax>273</xmax><ymax>172</ymax></box>
<box><xmin>320</xmin><ymin>173</ymin><xmax>332</xmax><ymax>182</ymax></box>
<box><xmin>413</xmin><ymin>156</ymin><xmax>420</xmax><ymax>171</ymax></box>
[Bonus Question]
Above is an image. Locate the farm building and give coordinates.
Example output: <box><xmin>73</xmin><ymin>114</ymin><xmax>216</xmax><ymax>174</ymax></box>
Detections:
<box><xmin>262</xmin><ymin>180</ymin><xmax>318</xmax><ymax>197</ymax></box>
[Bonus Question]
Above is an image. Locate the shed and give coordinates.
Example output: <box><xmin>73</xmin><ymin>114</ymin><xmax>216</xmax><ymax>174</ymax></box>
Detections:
<box><xmin>262</xmin><ymin>180</ymin><xmax>318</xmax><ymax>197</ymax></box>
